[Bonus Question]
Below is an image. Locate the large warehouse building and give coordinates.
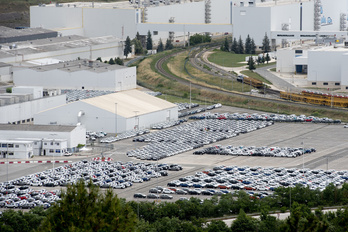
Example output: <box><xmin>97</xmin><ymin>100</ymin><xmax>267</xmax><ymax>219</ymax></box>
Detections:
<box><xmin>30</xmin><ymin>0</ymin><xmax>348</xmax><ymax>48</ymax></box>
<box><xmin>34</xmin><ymin>89</ymin><xmax>178</xmax><ymax>134</ymax></box>
<box><xmin>13</xmin><ymin>59</ymin><xmax>136</xmax><ymax>91</ymax></box>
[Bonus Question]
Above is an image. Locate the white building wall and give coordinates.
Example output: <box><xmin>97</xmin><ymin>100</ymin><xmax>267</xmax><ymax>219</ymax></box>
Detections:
<box><xmin>340</xmin><ymin>53</ymin><xmax>348</xmax><ymax>87</ymax></box>
<box><xmin>125</xmin><ymin>107</ymin><xmax>178</xmax><ymax>132</ymax></box>
<box><xmin>30</xmin><ymin>6</ymin><xmax>83</xmax><ymax>30</ymax></box>
<box><xmin>307</xmin><ymin>50</ymin><xmax>342</xmax><ymax>83</ymax></box>
<box><xmin>232</xmin><ymin>6</ymin><xmax>271</xmax><ymax>47</ymax></box>
<box><xmin>13</xmin><ymin>66</ymin><xmax>136</xmax><ymax>91</ymax></box>
<box><xmin>34</xmin><ymin>101</ymin><xmax>127</xmax><ymax>134</ymax></box>
<box><xmin>0</xmin><ymin>94</ymin><xmax>66</xmax><ymax>124</ymax></box>
<box><xmin>0</xmin><ymin>65</ymin><xmax>12</xmax><ymax>82</ymax></box>
<box><xmin>0</xmin><ymin>141</ymin><xmax>33</xmax><ymax>159</ymax></box>
<box><xmin>276</xmin><ymin>49</ymin><xmax>295</xmax><ymax>73</ymax></box>
<box><xmin>83</xmin><ymin>8</ymin><xmax>137</xmax><ymax>39</ymax></box>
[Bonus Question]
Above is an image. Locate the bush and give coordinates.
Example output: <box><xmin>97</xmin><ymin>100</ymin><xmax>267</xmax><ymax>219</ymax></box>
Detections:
<box><xmin>6</xmin><ymin>87</ymin><xmax>12</xmax><ymax>93</ymax></box>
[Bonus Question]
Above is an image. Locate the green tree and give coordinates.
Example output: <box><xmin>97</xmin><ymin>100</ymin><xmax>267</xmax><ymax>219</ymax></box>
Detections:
<box><xmin>250</xmin><ymin>38</ymin><xmax>256</xmax><ymax>54</ymax></box>
<box><xmin>37</xmin><ymin>180</ymin><xmax>137</xmax><ymax>232</ymax></box>
<box><xmin>146</xmin><ymin>30</ymin><xmax>153</xmax><ymax>50</ymax></box>
<box><xmin>257</xmin><ymin>56</ymin><xmax>262</xmax><ymax>65</ymax></box>
<box><xmin>248</xmin><ymin>56</ymin><xmax>256</xmax><ymax>70</ymax></box>
<box><xmin>265</xmin><ymin>53</ymin><xmax>271</xmax><ymax>63</ymax></box>
<box><xmin>124</xmin><ymin>36</ymin><xmax>132</xmax><ymax>58</ymax></box>
<box><xmin>165</xmin><ymin>38</ymin><xmax>173</xmax><ymax>50</ymax></box>
<box><xmin>109</xmin><ymin>58</ymin><xmax>115</xmax><ymax>65</ymax></box>
<box><xmin>237</xmin><ymin>36</ymin><xmax>244</xmax><ymax>54</ymax></box>
<box><xmin>231</xmin><ymin>37</ymin><xmax>238</xmax><ymax>53</ymax></box>
<box><xmin>132</xmin><ymin>38</ymin><xmax>143</xmax><ymax>55</ymax></box>
<box><xmin>262</xmin><ymin>33</ymin><xmax>271</xmax><ymax>53</ymax></box>
<box><xmin>157</xmin><ymin>38</ymin><xmax>164</xmax><ymax>52</ymax></box>
<box><xmin>221</xmin><ymin>37</ymin><xmax>230</xmax><ymax>52</ymax></box>
<box><xmin>115</xmin><ymin>57</ymin><xmax>124</xmax><ymax>65</ymax></box>
<box><xmin>6</xmin><ymin>87</ymin><xmax>12</xmax><ymax>93</ymax></box>
<box><xmin>245</xmin><ymin>34</ymin><xmax>252</xmax><ymax>54</ymax></box>
<box><xmin>136</xmin><ymin>31</ymin><xmax>141</xmax><ymax>41</ymax></box>
<box><xmin>231</xmin><ymin>209</ymin><xmax>258</xmax><ymax>232</ymax></box>
<box><xmin>207</xmin><ymin>220</ymin><xmax>231</xmax><ymax>232</ymax></box>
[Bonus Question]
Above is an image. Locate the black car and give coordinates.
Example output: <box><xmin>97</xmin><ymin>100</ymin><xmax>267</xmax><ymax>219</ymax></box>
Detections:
<box><xmin>133</xmin><ymin>193</ymin><xmax>146</xmax><ymax>198</ymax></box>
<box><xmin>175</xmin><ymin>189</ymin><xmax>187</xmax><ymax>195</ymax></box>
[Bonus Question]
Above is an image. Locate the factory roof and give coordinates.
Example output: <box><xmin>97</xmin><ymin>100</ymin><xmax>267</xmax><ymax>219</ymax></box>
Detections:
<box><xmin>81</xmin><ymin>89</ymin><xmax>177</xmax><ymax>118</ymax></box>
<box><xmin>0</xmin><ymin>35</ymin><xmax>122</xmax><ymax>59</ymax></box>
<box><xmin>27</xmin><ymin>59</ymin><xmax>129</xmax><ymax>73</ymax></box>
<box><xmin>0</xmin><ymin>124</ymin><xmax>77</xmax><ymax>132</ymax></box>
<box><xmin>0</xmin><ymin>26</ymin><xmax>56</xmax><ymax>40</ymax></box>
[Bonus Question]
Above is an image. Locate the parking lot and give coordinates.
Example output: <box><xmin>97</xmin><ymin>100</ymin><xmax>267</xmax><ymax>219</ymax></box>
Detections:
<box><xmin>0</xmin><ymin>106</ymin><xmax>348</xmax><ymax>203</ymax></box>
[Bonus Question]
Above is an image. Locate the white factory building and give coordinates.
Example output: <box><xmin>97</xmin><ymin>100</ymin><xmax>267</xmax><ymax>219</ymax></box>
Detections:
<box><xmin>0</xmin><ymin>124</ymin><xmax>86</xmax><ymax>159</ymax></box>
<box><xmin>13</xmin><ymin>59</ymin><xmax>136</xmax><ymax>91</ymax></box>
<box><xmin>30</xmin><ymin>0</ymin><xmax>348</xmax><ymax>48</ymax></box>
<box><xmin>0</xmin><ymin>86</ymin><xmax>66</xmax><ymax>125</ymax></box>
<box><xmin>276</xmin><ymin>43</ymin><xmax>348</xmax><ymax>90</ymax></box>
<box><xmin>34</xmin><ymin>89</ymin><xmax>178</xmax><ymax>134</ymax></box>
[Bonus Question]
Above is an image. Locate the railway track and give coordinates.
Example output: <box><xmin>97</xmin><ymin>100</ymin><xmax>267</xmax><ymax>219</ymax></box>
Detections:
<box><xmin>154</xmin><ymin>47</ymin><xmax>348</xmax><ymax>113</ymax></box>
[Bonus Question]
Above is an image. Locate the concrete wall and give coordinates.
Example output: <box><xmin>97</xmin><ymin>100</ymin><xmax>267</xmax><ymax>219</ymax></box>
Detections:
<box><xmin>0</xmin><ymin>94</ymin><xmax>66</xmax><ymax>124</ymax></box>
<box><xmin>13</xmin><ymin>66</ymin><xmax>136</xmax><ymax>91</ymax></box>
<box><xmin>307</xmin><ymin>50</ymin><xmax>342</xmax><ymax>83</ymax></box>
<box><xmin>232</xmin><ymin>6</ymin><xmax>271</xmax><ymax>47</ymax></box>
<box><xmin>0</xmin><ymin>65</ymin><xmax>12</xmax><ymax>82</ymax></box>
<box><xmin>340</xmin><ymin>53</ymin><xmax>348</xmax><ymax>88</ymax></box>
<box><xmin>30</xmin><ymin>6</ymin><xmax>83</xmax><ymax>30</ymax></box>
<box><xmin>83</xmin><ymin>8</ymin><xmax>137</xmax><ymax>39</ymax></box>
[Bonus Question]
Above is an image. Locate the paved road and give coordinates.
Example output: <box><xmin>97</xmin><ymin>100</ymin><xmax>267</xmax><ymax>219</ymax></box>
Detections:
<box><xmin>254</xmin><ymin>65</ymin><xmax>298</xmax><ymax>92</ymax></box>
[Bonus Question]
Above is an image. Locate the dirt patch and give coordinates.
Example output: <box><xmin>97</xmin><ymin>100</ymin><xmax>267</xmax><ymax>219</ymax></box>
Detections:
<box><xmin>0</xmin><ymin>2</ymin><xmax>30</xmax><ymax>28</ymax></box>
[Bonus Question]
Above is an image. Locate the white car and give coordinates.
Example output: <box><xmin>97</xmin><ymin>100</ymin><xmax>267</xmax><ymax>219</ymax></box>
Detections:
<box><xmin>162</xmin><ymin>189</ymin><xmax>175</xmax><ymax>194</ymax></box>
<box><xmin>344</xmin><ymin>125</ymin><xmax>348</xmax><ymax>128</ymax></box>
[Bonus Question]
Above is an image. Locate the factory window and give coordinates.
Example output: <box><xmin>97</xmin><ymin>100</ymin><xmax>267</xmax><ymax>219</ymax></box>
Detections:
<box><xmin>1</xmin><ymin>144</ymin><xmax>6</xmax><ymax>148</ymax></box>
<box><xmin>335</xmin><ymin>83</ymin><xmax>340</xmax><ymax>86</ymax></box>
<box><xmin>8</xmin><ymin>144</ymin><xmax>13</xmax><ymax>148</ymax></box>
<box><xmin>44</xmin><ymin>143</ymin><xmax>47</xmax><ymax>145</ymax></box>
<box><xmin>240</xmin><ymin>10</ymin><xmax>246</xmax><ymax>16</ymax></box>
<box><xmin>49</xmin><ymin>149</ymin><xmax>54</xmax><ymax>153</ymax></box>
<box><xmin>153</xmin><ymin>31</ymin><xmax>158</xmax><ymax>35</ymax></box>
<box><xmin>56</xmin><ymin>149</ymin><xmax>61</xmax><ymax>153</ymax></box>
<box><xmin>17</xmin><ymin>121</ymin><xmax>20</xmax><ymax>124</ymax></box>
<box><xmin>323</xmin><ymin>82</ymin><xmax>328</xmax><ymax>85</ymax></box>
<box><xmin>27</xmin><ymin>119</ymin><xmax>30</xmax><ymax>122</ymax></box>
<box><xmin>295</xmin><ymin>50</ymin><xmax>303</xmax><ymax>54</ymax></box>
<box><xmin>9</xmin><ymin>153</ymin><xmax>13</xmax><ymax>156</ymax></box>
<box><xmin>56</xmin><ymin>143</ymin><xmax>60</xmax><ymax>146</ymax></box>
<box><xmin>22</xmin><ymin>120</ymin><xmax>25</xmax><ymax>123</ymax></box>
<box><xmin>15</xmin><ymin>145</ymin><xmax>19</xmax><ymax>148</ymax></box>
<box><xmin>34</xmin><ymin>142</ymin><xmax>37</xmax><ymax>145</ymax></box>
<box><xmin>312</xmin><ymin>82</ymin><xmax>316</xmax><ymax>85</ymax></box>
<box><xmin>51</xmin><ymin>142</ymin><xmax>54</xmax><ymax>145</ymax></box>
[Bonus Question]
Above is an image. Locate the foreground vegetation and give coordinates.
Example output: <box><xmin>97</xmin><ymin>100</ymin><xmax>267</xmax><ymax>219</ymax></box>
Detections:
<box><xmin>136</xmin><ymin>49</ymin><xmax>348</xmax><ymax>121</ymax></box>
<box><xmin>1</xmin><ymin>181</ymin><xmax>348</xmax><ymax>231</ymax></box>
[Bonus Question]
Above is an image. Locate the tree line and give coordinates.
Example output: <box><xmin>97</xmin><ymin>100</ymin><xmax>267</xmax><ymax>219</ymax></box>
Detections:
<box><xmin>1</xmin><ymin>180</ymin><xmax>348</xmax><ymax>231</ymax></box>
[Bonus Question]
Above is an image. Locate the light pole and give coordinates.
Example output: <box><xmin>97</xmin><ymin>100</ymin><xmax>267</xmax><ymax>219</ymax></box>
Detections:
<box><xmin>6</xmin><ymin>142</ymin><xmax>9</xmax><ymax>184</ymax></box>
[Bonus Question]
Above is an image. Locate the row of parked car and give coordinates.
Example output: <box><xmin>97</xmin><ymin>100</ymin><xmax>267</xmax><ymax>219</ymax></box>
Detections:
<box><xmin>100</xmin><ymin>129</ymin><xmax>150</xmax><ymax>143</ymax></box>
<box><xmin>2</xmin><ymin>161</ymin><xmax>182</xmax><ymax>193</ymax></box>
<box><xmin>178</xmin><ymin>103</ymin><xmax>222</xmax><ymax>118</ymax></box>
<box><xmin>0</xmin><ymin>185</ymin><xmax>60</xmax><ymax>209</ymax></box>
<box><xmin>165</xmin><ymin>165</ymin><xmax>347</xmax><ymax>195</ymax></box>
<box><xmin>175</xmin><ymin>102</ymin><xmax>200</xmax><ymax>112</ymax></box>
<box><xmin>127</xmin><ymin>119</ymin><xmax>273</xmax><ymax>160</ymax></box>
<box><xmin>189</xmin><ymin>112</ymin><xmax>341</xmax><ymax>124</ymax></box>
<box><xmin>151</xmin><ymin>119</ymin><xmax>187</xmax><ymax>130</ymax></box>
<box><xmin>193</xmin><ymin>145</ymin><xmax>316</xmax><ymax>158</ymax></box>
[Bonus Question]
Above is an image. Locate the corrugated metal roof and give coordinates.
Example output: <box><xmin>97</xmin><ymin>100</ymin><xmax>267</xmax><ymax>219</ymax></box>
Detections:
<box><xmin>0</xmin><ymin>124</ymin><xmax>76</xmax><ymax>132</ymax></box>
<box><xmin>81</xmin><ymin>90</ymin><xmax>177</xmax><ymax>118</ymax></box>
